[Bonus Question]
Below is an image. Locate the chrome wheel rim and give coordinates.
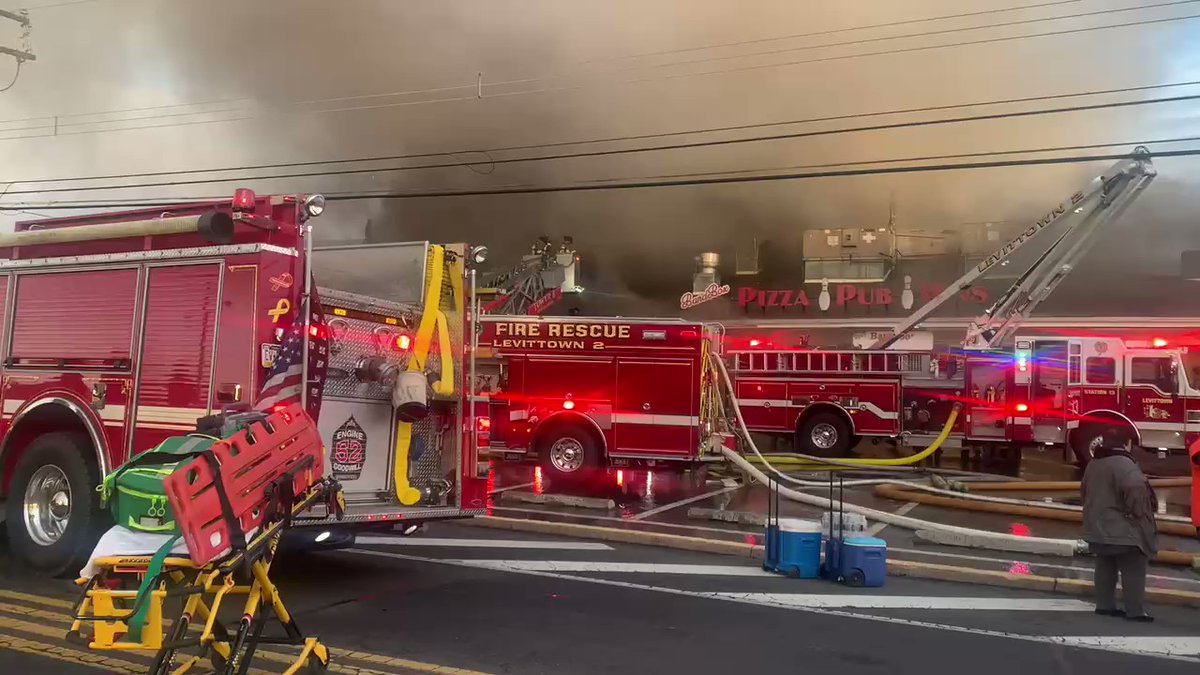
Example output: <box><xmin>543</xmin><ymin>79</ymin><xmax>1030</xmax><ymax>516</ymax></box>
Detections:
<box><xmin>811</xmin><ymin>423</ymin><xmax>839</xmax><ymax>450</ymax></box>
<box><xmin>549</xmin><ymin>438</ymin><xmax>585</xmax><ymax>473</ymax></box>
<box><xmin>23</xmin><ymin>465</ymin><xmax>71</xmax><ymax>546</ymax></box>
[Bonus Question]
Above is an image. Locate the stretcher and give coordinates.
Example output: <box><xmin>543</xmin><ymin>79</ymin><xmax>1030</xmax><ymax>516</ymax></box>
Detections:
<box><xmin>67</xmin><ymin>404</ymin><xmax>345</xmax><ymax>675</ymax></box>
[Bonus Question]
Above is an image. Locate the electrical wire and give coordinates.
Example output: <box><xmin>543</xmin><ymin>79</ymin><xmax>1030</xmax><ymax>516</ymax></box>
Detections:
<box><xmin>0</xmin><ymin>60</ymin><xmax>20</xmax><ymax>93</ymax></box>
<box><xmin>0</xmin><ymin>0</ymin><xmax>1091</xmax><ymax>131</ymax></box>
<box><xmin>4</xmin><ymin>89</ymin><xmax>1198</xmax><ymax>195</ymax></box>
<box><xmin>7</xmin><ymin>145</ymin><xmax>1200</xmax><ymax>211</ymax></box>
<box><xmin>498</xmin><ymin>0</ymin><xmax>1200</xmax><ymax>87</ymax></box>
<box><xmin>6</xmin><ymin>78</ymin><xmax>1198</xmax><ymax>187</ymax></box>
<box><xmin>1</xmin><ymin>9</ymin><xmax>1195</xmax><ymax>141</ymax></box>
<box><xmin>574</xmin><ymin>0</ymin><xmax>1085</xmax><ymax>64</ymax></box>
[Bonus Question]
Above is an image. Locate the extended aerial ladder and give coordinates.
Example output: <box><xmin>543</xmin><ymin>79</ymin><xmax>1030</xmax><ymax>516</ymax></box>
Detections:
<box><xmin>874</xmin><ymin>146</ymin><xmax>1157</xmax><ymax>350</ymax></box>
<box><xmin>479</xmin><ymin>236</ymin><xmax>582</xmax><ymax>315</ymax></box>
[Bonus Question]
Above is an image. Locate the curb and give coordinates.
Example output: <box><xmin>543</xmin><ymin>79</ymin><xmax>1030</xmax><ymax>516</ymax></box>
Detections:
<box><xmin>461</xmin><ymin>516</ymin><xmax>1200</xmax><ymax>608</ymax></box>
<box><xmin>461</xmin><ymin>515</ymin><xmax>762</xmax><ymax>559</ymax></box>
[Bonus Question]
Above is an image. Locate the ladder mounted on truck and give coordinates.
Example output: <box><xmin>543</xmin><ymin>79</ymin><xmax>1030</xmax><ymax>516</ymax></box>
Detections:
<box><xmin>732</xmin><ymin>349</ymin><xmax>932</xmax><ymax>375</ymax></box>
<box><xmin>479</xmin><ymin>236</ymin><xmax>581</xmax><ymax>315</ymax></box>
<box><xmin>874</xmin><ymin>146</ymin><xmax>1157</xmax><ymax>350</ymax></box>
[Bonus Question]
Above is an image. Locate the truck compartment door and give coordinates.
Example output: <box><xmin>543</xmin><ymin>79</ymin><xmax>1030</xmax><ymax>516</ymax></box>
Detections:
<box><xmin>1123</xmin><ymin>351</ymin><xmax>1185</xmax><ymax>450</ymax></box>
<box><xmin>614</xmin><ymin>358</ymin><xmax>696</xmax><ymax>457</ymax></box>
<box><xmin>965</xmin><ymin>358</ymin><xmax>1009</xmax><ymax>439</ymax></box>
<box><xmin>1029</xmin><ymin>340</ymin><xmax>1068</xmax><ymax>444</ymax></box>
<box><xmin>131</xmin><ymin>264</ymin><xmax>221</xmax><ymax>456</ymax></box>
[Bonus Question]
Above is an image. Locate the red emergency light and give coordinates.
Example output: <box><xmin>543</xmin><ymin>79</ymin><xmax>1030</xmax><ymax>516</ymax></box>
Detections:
<box><xmin>1014</xmin><ymin>403</ymin><xmax>1029</xmax><ymax>413</ymax></box>
<box><xmin>394</xmin><ymin>334</ymin><xmax>412</xmax><ymax>351</ymax></box>
<box><xmin>476</xmin><ymin>416</ymin><xmax>491</xmax><ymax>432</ymax></box>
<box><xmin>562</xmin><ymin>399</ymin><xmax>576</xmax><ymax>410</ymax></box>
<box><xmin>232</xmin><ymin>188</ymin><xmax>256</xmax><ymax>213</ymax></box>
<box><xmin>748</xmin><ymin>339</ymin><xmax>762</xmax><ymax>347</ymax></box>
<box><xmin>1153</xmin><ymin>337</ymin><xmax>1169</xmax><ymax>348</ymax></box>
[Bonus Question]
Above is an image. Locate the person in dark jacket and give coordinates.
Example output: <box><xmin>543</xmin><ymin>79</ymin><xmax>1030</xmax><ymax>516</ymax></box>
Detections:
<box><xmin>1080</xmin><ymin>425</ymin><xmax>1158</xmax><ymax>622</ymax></box>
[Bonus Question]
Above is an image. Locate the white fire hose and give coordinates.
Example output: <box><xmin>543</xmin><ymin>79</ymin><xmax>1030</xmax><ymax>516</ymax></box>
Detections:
<box><xmin>711</xmin><ymin>354</ymin><xmax>1086</xmax><ymax>557</ymax></box>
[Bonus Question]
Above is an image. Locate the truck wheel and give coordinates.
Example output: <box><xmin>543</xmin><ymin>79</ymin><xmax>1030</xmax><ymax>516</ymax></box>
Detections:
<box><xmin>538</xmin><ymin>425</ymin><xmax>598</xmax><ymax>478</ymax></box>
<box><xmin>5</xmin><ymin>433</ymin><xmax>104</xmax><ymax>576</ymax></box>
<box><xmin>1070</xmin><ymin>425</ymin><xmax>1107</xmax><ymax>466</ymax></box>
<box><xmin>797</xmin><ymin>412</ymin><xmax>851</xmax><ymax>457</ymax></box>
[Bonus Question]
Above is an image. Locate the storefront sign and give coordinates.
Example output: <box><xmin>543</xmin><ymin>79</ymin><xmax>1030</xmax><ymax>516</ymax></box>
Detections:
<box><xmin>681</xmin><ymin>283</ymin><xmax>731</xmax><ymax>309</ymax></box>
<box><xmin>851</xmin><ymin>330</ymin><xmax>934</xmax><ymax>351</ymax></box>
<box><xmin>737</xmin><ymin>283</ymin><xmax>988</xmax><ymax>311</ymax></box>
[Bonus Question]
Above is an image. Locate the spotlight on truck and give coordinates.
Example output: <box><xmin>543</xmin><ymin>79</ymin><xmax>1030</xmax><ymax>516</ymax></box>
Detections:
<box><xmin>469</xmin><ymin>245</ymin><xmax>489</xmax><ymax>266</ymax></box>
<box><xmin>303</xmin><ymin>194</ymin><xmax>326</xmax><ymax>219</ymax></box>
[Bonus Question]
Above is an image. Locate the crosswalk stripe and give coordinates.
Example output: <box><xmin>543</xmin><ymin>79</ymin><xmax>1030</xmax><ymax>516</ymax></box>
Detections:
<box><xmin>0</xmin><ymin>634</ymin><xmax>146</xmax><ymax>674</ymax></box>
<box><xmin>356</xmin><ymin>536</ymin><xmax>613</xmax><ymax>550</ymax></box>
<box><xmin>443</xmin><ymin>560</ymin><xmax>772</xmax><ymax>576</ymax></box>
<box><xmin>0</xmin><ymin>589</ymin><xmax>73</xmax><ymax>609</ymax></box>
<box><xmin>0</xmin><ymin>591</ymin><xmax>490</xmax><ymax>674</ymax></box>
<box><xmin>714</xmin><ymin>594</ymin><xmax>1093</xmax><ymax>611</ymax></box>
<box><xmin>1053</xmin><ymin>637</ymin><xmax>1200</xmax><ymax>657</ymax></box>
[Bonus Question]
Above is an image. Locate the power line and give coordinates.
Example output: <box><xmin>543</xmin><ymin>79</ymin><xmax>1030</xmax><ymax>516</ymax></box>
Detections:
<box><xmin>485</xmin><ymin>12</ymin><xmax>1200</xmax><ymax>102</ymax></box>
<box><xmin>0</xmin><ymin>59</ymin><xmax>19</xmax><ymax>92</ymax></box>
<box><xmin>7</xmin><ymin>144</ymin><xmax>1199</xmax><ymax>210</ymax></box>
<box><xmin>4</xmin><ymin>87</ymin><xmax>1197</xmax><ymax>195</ymax></box>
<box><xmin>0</xmin><ymin>0</ymin><xmax>1086</xmax><ymax>130</ymax></box>
<box><xmin>574</xmin><ymin>0</ymin><xmax>1085</xmax><ymax>64</ymax></box>
<box><xmin>1</xmin><ymin>8</ymin><xmax>1195</xmax><ymax>141</ymax></box>
<box><xmin>498</xmin><ymin>0</ymin><xmax>1198</xmax><ymax>88</ymax></box>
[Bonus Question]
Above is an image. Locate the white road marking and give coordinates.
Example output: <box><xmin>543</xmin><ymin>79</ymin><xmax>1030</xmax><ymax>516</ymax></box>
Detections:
<box><xmin>1053</xmin><ymin>637</ymin><xmax>1200</xmax><ymax>657</ymax></box>
<box><xmin>720</xmin><ymin>594</ymin><xmax>1092</xmax><ymax>611</ymax></box>
<box><xmin>443</xmin><ymin>560</ymin><xmax>772</xmax><ymax>576</ymax></box>
<box><xmin>867</xmin><ymin>501</ymin><xmax>918</xmax><ymax>537</ymax></box>
<box><xmin>888</xmin><ymin>546</ymin><xmax>1200</xmax><ymax>588</ymax></box>
<box><xmin>355</xmin><ymin>536</ymin><xmax>613</xmax><ymax>550</ymax></box>
<box><xmin>347</xmin><ymin>549</ymin><xmax>1200</xmax><ymax>664</ymax></box>
<box><xmin>632</xmin><ymin>485</ymin><xmax>742</xmax><ymax>521</ymax></box>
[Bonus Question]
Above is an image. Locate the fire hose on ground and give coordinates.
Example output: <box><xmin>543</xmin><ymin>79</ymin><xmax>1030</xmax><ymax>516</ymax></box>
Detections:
<box><xmin>711</xmin><ymin>354</ymin><xmax>1199</xmax><ymax>566</ymax></box>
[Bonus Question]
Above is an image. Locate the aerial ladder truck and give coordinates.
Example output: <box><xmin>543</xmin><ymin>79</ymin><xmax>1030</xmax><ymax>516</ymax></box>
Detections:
<box><xmin>731</xmin><ymin>147</ymin><xmax>1195</xmax><ymax>466</ymax></box>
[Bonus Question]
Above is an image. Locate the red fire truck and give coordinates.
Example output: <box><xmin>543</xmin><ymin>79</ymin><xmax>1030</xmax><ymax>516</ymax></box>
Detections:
<box><xmin>733</xmin><ymin>147</ymin><xmax>1189</xmax><ymax>465</ymax></box>
<box><xmin>476</xmin><ymin>317</ymin><xmax>723</xmax><ymax>477</ymax></box>
<box><xmin>0</xmin><ymin>191</ymin><xmax>486</xmax><ymax>573</ymax></box>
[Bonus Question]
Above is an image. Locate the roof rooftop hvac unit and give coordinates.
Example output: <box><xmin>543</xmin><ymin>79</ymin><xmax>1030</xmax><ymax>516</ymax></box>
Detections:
<box><xmin>736</xmin><ymin>238</ymin><xmax>761</xmax><ymax>276</ymax></box>
<box><xmin>802</xmin><ymin>227</ymin><xmax>894</xmax><ymax>283</ymax></box>
<box><xmin>693</xmin><ymin>252</ymin><xmax>721</xmax><ymax>292</ymax></box>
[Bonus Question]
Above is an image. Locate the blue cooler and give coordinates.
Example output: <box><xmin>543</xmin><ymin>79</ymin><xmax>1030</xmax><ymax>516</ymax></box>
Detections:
<box><xmin>765</xmin><ymin>518</ymin><xmax>822</xmax><ymax>578</ymax></box>
<box><xmin>839</xmin><ymin>536</ymin><xmax>887</xmax><ymax>587</ymax></box>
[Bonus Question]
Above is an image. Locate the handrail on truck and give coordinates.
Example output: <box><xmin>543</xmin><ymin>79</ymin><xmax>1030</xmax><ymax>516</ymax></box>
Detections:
<box><xmin>873</xmin><ymin>146</ymin><xmax>1157</xmax><ymax>350</ymax></box>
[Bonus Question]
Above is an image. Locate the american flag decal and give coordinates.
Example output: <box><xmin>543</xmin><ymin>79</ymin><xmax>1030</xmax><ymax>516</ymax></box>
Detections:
<box><xmin>256</xmin><ymin>284</ymin><xmax>328</xmax><ymax>421</ymax></box>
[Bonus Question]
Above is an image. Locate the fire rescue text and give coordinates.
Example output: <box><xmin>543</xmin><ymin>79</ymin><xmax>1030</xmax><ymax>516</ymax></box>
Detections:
<box><xmin>492</xmin><ymin>321</ymin><xmax>632</xmax><ymax>350</ymax></box>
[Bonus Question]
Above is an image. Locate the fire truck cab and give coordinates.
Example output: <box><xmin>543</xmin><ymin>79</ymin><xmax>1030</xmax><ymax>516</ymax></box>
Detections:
<box><xmin>477</xmin><ymin>317</ymin><xmax>723</xmax><ymax>477</ymax></box>
<box><xmin>0</xmin><ymin>193</ymin><xmax>485</xmax><ymax>574</ymax></box>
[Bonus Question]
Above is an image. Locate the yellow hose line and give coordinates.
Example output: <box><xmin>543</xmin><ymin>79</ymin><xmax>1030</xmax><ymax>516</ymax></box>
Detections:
<box><xmin>430</xmin><ymin>310</ymin><xmax>454</xmax><ymax>396</ymax></box>
<box><xmin>393</xmin><ymin>244</ymin><xmax>446</xmax><ymax>506</ymax></box>
<box><xmin>784</xmin><ymin>408</ymin><xmax>960</xmax><ymax>467</ymax></box>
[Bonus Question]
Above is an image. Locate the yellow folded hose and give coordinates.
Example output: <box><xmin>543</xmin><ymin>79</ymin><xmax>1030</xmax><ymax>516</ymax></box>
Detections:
<box><xmin>393</xmin><ymin>244</ymin><xmax>447</xmax><ymax>506</ymax></box>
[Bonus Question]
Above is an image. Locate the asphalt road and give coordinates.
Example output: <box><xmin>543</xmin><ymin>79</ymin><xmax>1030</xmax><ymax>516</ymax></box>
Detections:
<box><xmin>3</xmin><ymin>521</ymin><xmax>1200</xmax><ymax>674</ymax></box>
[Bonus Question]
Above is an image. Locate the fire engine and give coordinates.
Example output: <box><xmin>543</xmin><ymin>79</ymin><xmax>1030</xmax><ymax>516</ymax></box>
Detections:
<box><xmin>476</xmin><ymin>317</ymin><xmax>723</xmax><ymax>477</ymax></box>
<box><xmin>733</xmin><ymin>147</ymin><xmax>1197</xmax><ymax>465</ymax></box>
<box><xmin>0</xmin><ymin>190</ymin><xmax>486</xmax><ymax>574</ymax></box>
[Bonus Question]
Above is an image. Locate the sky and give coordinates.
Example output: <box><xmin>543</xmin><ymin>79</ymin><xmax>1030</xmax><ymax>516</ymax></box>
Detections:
<box><xmin>0</xmin><ymin>0</ymin><xmax>1198</xmax><ymax>314</ymax></box>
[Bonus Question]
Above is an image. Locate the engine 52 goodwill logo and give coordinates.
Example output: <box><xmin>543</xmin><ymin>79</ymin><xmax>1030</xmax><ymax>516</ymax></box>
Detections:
<box><xmin>331</xmin><ymin>416</ymin><xmax>367</xmax><ymax>480</ymax></box>
<box><xmin>680</xmin><ymin>283</ymin><xmax>731</xmax><ymax>309</ymax></box>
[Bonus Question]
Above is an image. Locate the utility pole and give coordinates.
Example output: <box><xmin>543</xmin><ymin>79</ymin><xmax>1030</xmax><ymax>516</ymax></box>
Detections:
<box><xmin>0</xmin><ymin>8</ymin><xmax>36</xmax><ymax>65</ymax></box>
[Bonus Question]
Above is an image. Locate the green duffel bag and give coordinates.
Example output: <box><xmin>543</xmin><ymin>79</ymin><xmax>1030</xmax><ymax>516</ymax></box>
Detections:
<box><xmin>99</xmin><ymin>435</ymin><xmax>216</xmax><ymax>534</ymax></box>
